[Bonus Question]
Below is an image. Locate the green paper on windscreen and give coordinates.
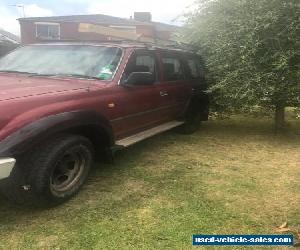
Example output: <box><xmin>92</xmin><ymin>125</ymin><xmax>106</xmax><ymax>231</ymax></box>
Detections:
<box><xmin>97</xmin><ymin>64</ymin><xmax>116</xmax><ymax>80</ymax></box>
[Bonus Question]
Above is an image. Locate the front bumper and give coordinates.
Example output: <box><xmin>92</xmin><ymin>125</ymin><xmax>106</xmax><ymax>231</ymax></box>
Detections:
<box><xmin>0</xmin><ymin>158</ymin><xmax>15</xmax><ymax>180</ymax></box>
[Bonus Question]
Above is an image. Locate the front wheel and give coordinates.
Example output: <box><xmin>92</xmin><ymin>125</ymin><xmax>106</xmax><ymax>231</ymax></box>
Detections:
<box><xmin>1</xmin><ymin>135</ymin><xmax>94</xmax><ymax>207</ymax></box>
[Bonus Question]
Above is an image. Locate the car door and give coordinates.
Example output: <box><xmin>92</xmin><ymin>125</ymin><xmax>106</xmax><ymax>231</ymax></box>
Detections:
<box><xmin>111</xmin><ymin>49</ymin><xmax>170</xmax><ymax>139</ymax></box>
<box><xmin>157</xmin><ymin>51</ymin><xmax>192</xmax><ymax>119</ymax></box>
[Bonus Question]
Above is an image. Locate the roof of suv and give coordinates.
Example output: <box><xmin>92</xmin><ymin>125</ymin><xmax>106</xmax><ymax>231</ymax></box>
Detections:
<box><xmin>33</xmin><ymin>41</ymin><xmax>147</xmax><ymax>48</ymax></box>
<box><xmin>30</xmin><ymin>41</ymin><xmax>197</xmax><ymax>54</ymax></box>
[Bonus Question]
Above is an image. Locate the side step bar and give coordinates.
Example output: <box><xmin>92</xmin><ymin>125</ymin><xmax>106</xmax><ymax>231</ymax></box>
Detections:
<box><xmin>116</xmin><ymin>121</ymin><xmax>184</xmax><ymax>147</ymax></box>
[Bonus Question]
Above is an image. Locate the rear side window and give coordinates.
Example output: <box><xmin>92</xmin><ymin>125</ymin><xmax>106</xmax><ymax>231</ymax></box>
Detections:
<box><xmin>186</xmin><ymin>57</ymin><xmax>204</xmax><ymax>79</ymax></box>
<box><xmin>162</xmin><ymin>57</ymin><xmax>185</xmax><ymax>81</ymax></box>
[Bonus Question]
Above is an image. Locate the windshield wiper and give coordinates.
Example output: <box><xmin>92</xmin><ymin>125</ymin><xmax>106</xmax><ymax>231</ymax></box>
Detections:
<box><xmin>62</xmin><ymin>74</ymin><xmax>105</xmax><ymax>80</ymax></box>
<box><xmin>29</xmin><ymin>73</ymin><xmax>104</xmax><ymax>80</ymax></box>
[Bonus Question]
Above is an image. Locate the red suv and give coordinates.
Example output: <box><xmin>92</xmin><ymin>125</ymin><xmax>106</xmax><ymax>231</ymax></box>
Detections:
<box><xmin>0</xmin><ymin>42</ymin><xmax>208</xmax><ymax>206</ymax></box>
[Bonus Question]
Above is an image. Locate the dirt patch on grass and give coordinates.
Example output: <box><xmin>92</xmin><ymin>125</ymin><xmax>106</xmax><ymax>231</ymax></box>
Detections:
<box><xmin>36</xmin><ymin>235</ymin><xmax>59</xmax><ymax>249</ymax></box>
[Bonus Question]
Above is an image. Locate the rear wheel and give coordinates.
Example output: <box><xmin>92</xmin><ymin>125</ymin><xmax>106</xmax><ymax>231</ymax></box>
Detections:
<box><xmin>178</xmin><ymin>112</ymin><xmax>202</xmax><ymax>134</ymax></box>
<box><xmin>177</xmin><ymin>98</ymin><xmax>204</xmax><ymax>134</ymax></box>
<box><xmin>0</xmin><ymin>135</ymin><xmax>94</xmax><ymax>207</ymax></box>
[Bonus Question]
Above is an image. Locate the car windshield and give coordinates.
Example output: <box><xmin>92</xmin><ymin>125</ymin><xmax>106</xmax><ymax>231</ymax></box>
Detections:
<box><xmin>0</xmin><ymin>45</ymin><xmax>123</xmax><ymax>80</ymax></box>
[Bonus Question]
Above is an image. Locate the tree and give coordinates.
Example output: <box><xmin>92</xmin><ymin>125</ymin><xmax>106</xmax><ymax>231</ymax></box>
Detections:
<box><xmin>182</xmin><ymin>0</ymin><xmax>300</xmax><ymax>130</ymax></box>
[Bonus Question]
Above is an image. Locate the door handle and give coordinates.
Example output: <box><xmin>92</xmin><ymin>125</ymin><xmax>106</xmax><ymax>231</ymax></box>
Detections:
<box><xmin>160</xmin><ymin>91</ymin><xmax>168</xmax><ymax>97</ymax></box>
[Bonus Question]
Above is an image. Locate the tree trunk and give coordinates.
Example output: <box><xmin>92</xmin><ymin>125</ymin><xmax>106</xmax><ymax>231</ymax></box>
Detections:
<box><xmin>274</xmin><ymin>104</ymin><xmax>285</xmax><ymax>132</ymax></box>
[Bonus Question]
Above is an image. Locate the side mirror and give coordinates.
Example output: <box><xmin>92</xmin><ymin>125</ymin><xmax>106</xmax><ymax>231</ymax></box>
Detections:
<box><xmin>123</xmin><ymin>72</ymin><xmax>155</xmax><ymax>86</ymax></box>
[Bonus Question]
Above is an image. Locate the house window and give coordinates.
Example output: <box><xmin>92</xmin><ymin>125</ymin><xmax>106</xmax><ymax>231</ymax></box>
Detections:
<box><xmin>36</xmin><ymin>23</ymin><xmax>60</xmax><ymax>39</ymax></box>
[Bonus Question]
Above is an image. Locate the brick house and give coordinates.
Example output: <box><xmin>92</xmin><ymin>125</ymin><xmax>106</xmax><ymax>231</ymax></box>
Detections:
<box><xmin>18</xmin><ymin>12</ymin><xmax>179</xmax><ymax>44</ymax></box>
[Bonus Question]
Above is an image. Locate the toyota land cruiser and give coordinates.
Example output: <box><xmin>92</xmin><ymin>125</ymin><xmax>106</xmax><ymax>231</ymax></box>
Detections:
<box><xmin>0</xmin><ymin>42</ymin><xmax>208</xmax><ymax>206</ymax></box>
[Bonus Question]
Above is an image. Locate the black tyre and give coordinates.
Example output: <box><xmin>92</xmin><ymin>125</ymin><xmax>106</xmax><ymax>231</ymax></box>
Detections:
<box><xmin>177</xmin><ymin>96</ymin><xmax>208</xmax><ymax>134</ymax></box>
<box><xmin>178</xmin><ymin>113</ymin><xmax>202</xmax><ymax>134</ymax></box>
<box><xmin>0</xmin><ymin>134</ymin><xmax>94</xmax><ymax>207</ymax></box>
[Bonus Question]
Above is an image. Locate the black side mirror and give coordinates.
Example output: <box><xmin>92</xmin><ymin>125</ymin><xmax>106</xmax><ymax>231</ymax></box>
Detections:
<box><xmin>123</xmin><ymin>72</ymin><xmax>155</xmax><ymax>86</ymax></box>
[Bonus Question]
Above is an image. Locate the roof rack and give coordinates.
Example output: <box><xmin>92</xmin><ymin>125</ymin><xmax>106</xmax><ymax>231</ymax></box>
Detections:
<box><xmin>77</xmin><ymin>23</ymin><xmax>197</xmax><ymax>52</ymax></box>
<box><xmin>39</xmin><ymin>39</ymin><xmax>197</xmax><ymax>53</ymax></box>
<box><xmin>37</xmin><ymin>38</ymin><xmax>197</xmax><ymax>53</ymax></box>
<box><xmin>36</xmin><ymin>23</ymin><xmax>196</xmax><ymax>52</ymax></box>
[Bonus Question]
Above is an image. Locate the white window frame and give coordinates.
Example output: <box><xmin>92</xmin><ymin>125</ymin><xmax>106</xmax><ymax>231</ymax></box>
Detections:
<box><xmin>35</xmin><ymin>22</ymin><xmax>61</xmax><ymax>40</ymax></box>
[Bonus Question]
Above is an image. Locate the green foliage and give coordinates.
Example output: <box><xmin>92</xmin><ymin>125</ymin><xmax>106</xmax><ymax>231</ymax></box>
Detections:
<box><xmin>182</xmin><ymin>0</ymin><xmax>300</xmax><ymax>114</ymax></box>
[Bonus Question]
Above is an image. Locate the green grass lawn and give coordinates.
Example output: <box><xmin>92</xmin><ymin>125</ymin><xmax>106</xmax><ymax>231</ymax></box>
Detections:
<box><xmin>0</xmin><ymin>116</ymin><xmax>299</xmax><ymax>250</ymax></box>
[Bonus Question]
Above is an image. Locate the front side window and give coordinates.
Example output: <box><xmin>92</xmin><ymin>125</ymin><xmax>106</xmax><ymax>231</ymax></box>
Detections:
<box><xmin>162</xmin><ymin>56</ymin><xmax>184</xmax><ymax>81</ymax></box>
<box><xmin>122</xmin><ymin>51</ymin><xmax>157</xmax><ymax>82</ymax></box>
<box><xmin>36</xmin><ymin>23</ymin><xmax>60</xmax><ymax>40</ymax></box>
<box><xmin>136</xmin><ymin>55</ymin><xmax>156</xmax><ymax>73</ymax></box>
<box><xmin>0</xmin><ymin>45</ymin><xmax>123</xmax><ymax>80</ymax></box>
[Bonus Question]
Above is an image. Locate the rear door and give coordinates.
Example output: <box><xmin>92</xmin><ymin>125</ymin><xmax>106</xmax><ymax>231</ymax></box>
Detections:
<box><xmin>157</xmin><ymin>51</ymin><xmax>192</xmax><ymax>119</ymax></box>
